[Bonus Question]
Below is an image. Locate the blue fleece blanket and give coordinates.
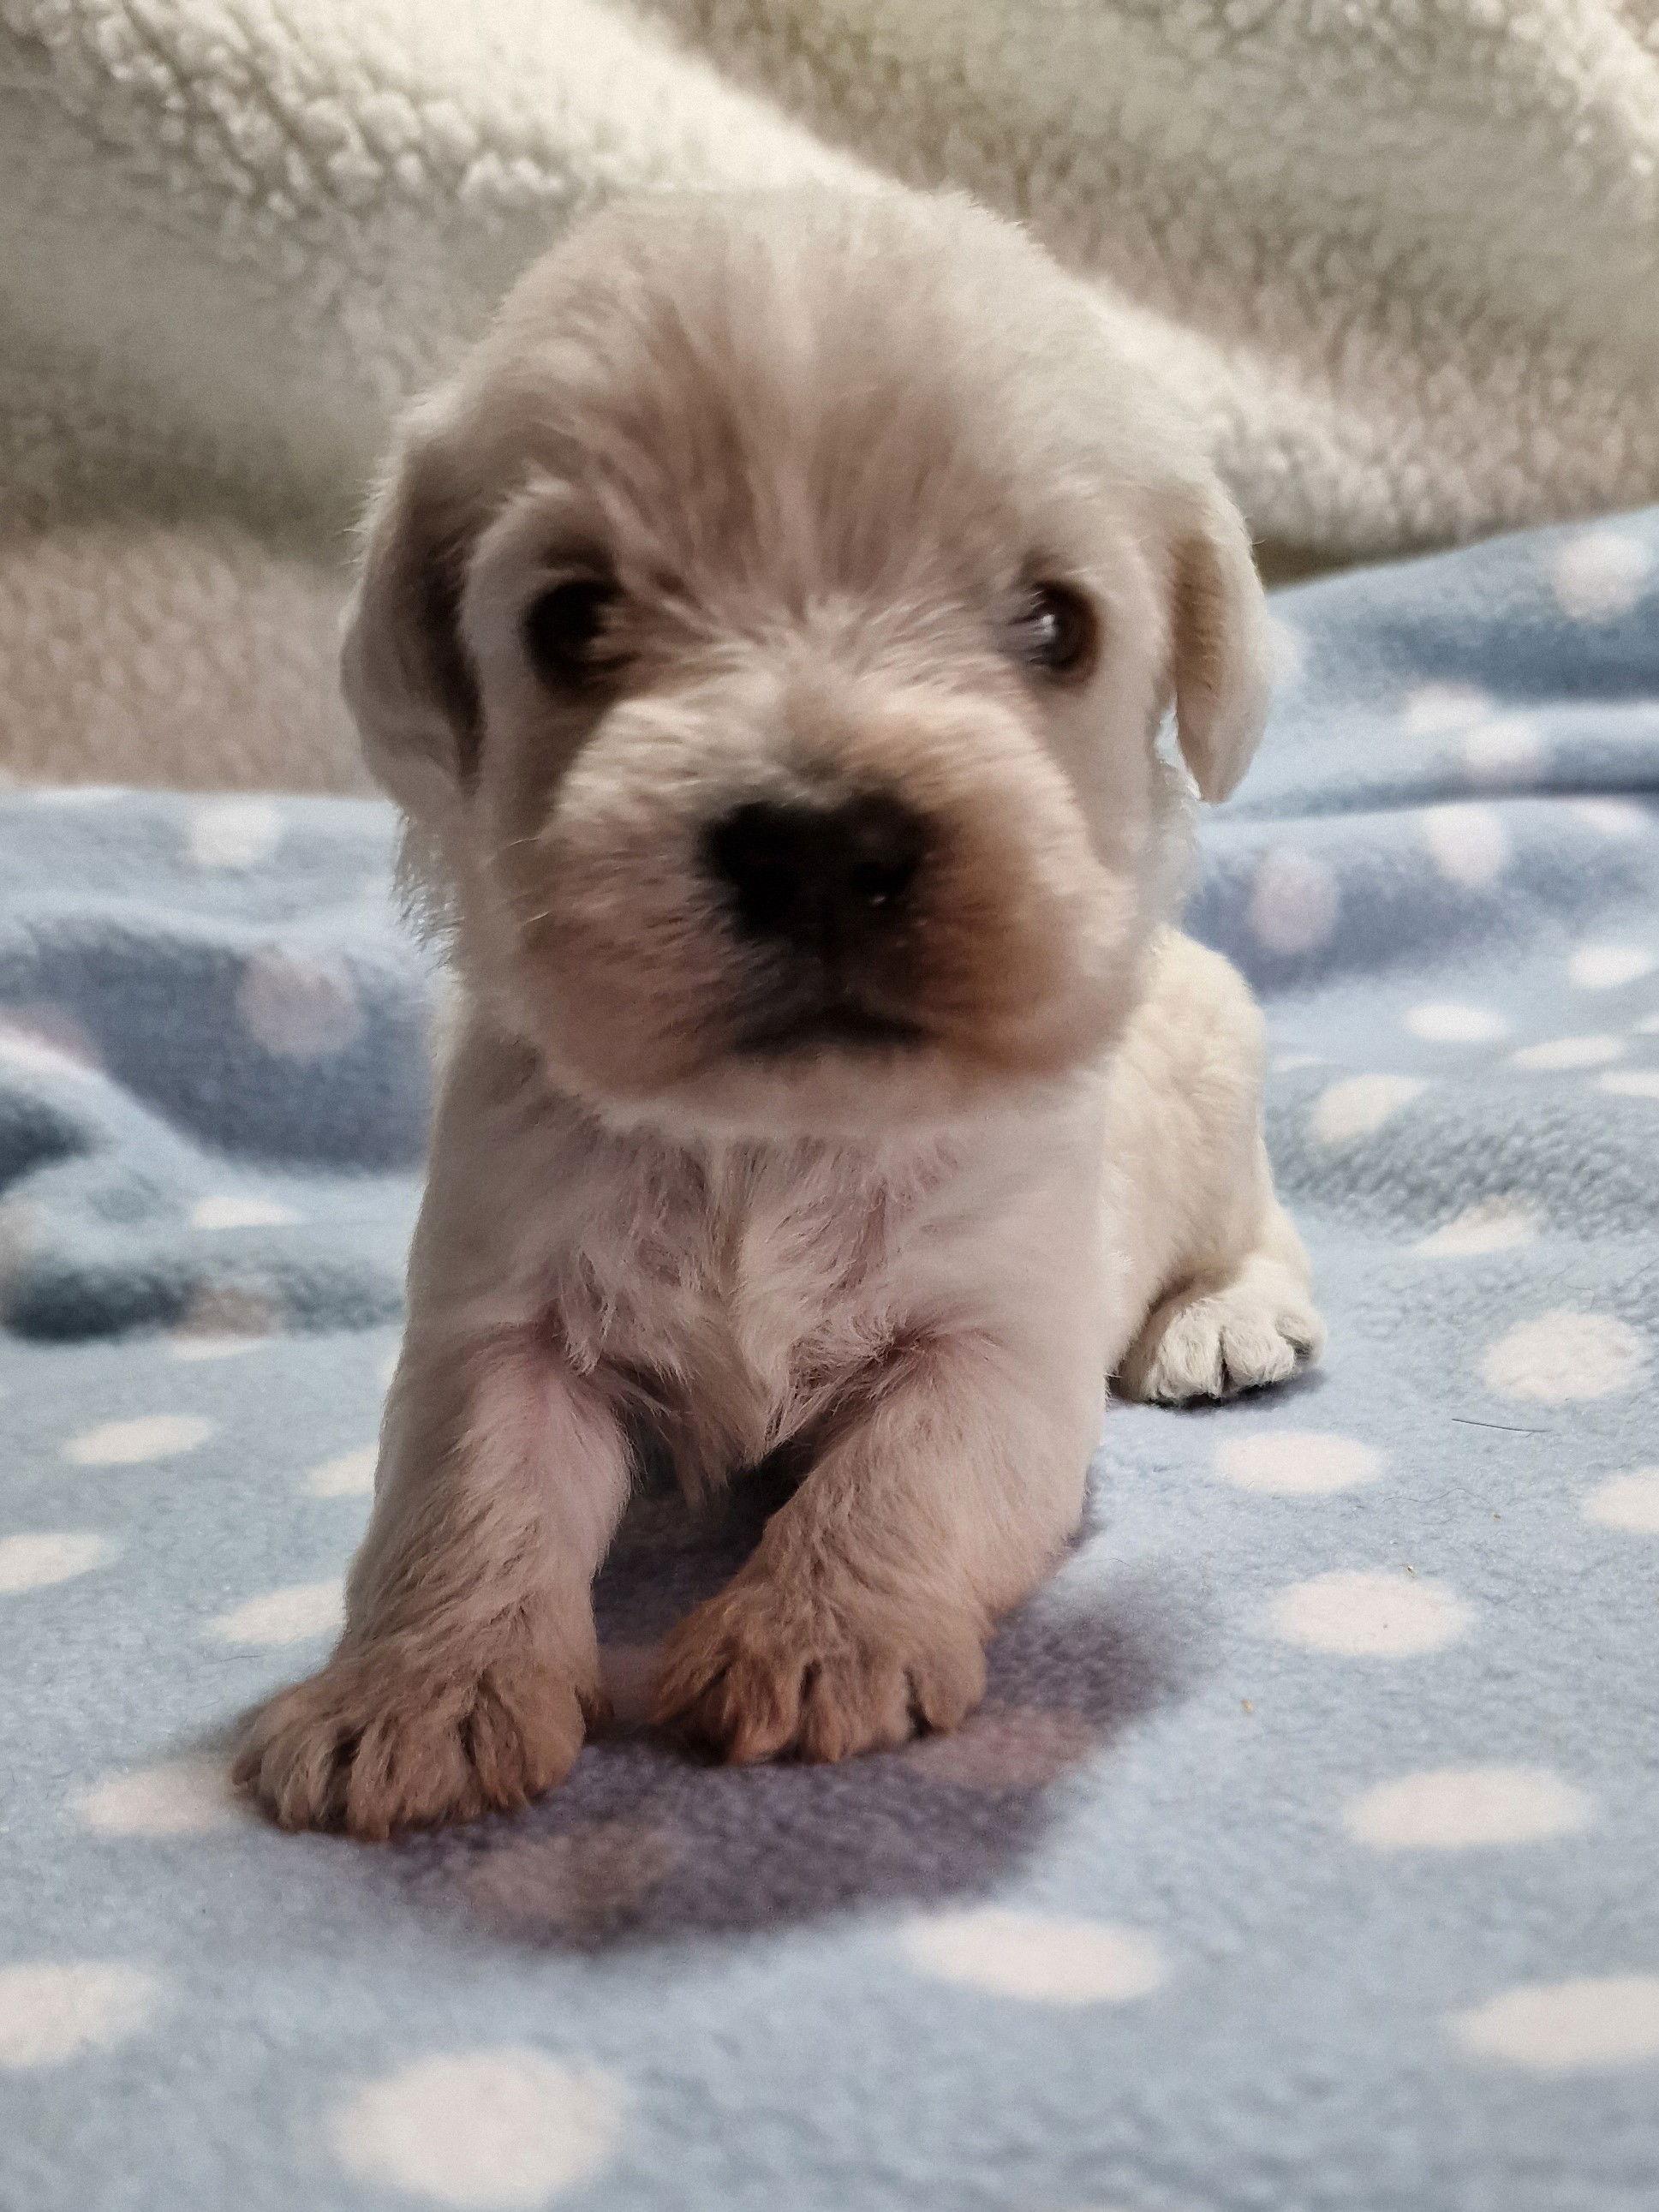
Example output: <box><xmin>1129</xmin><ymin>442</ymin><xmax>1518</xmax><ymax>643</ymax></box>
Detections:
<box><xmin>2</xmin><ymin>510</ymin><xmax>1656</xmax><ymax>2212</ymax></box>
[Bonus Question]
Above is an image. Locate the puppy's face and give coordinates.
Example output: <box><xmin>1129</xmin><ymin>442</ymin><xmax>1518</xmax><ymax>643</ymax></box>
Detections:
<box><xmin>347</xmin><ymin>190</ymin><xmax>1269</xmax><ymax>1136</ymax></box>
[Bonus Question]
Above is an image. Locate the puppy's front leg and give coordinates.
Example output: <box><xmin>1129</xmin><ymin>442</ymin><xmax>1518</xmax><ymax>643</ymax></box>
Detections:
<box><xmin>654</xmin><ymin>1336</ymin><xmax>1100</xmax><ymax>1764</ymax></box>
<box><xmin>235</xmin><ymin>1329</ymin><xmax>630</xmax><ymax>1837</ymax></box>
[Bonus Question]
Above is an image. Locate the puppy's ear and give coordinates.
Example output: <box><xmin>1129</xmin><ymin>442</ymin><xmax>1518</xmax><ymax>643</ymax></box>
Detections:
<box><xmin>341</xmin><ymin>399</ymin><xmax>482</xmax><ymax>816</ymax></box>
<box><xmin>1167</xmin><ymin>482</ymin><xmax>1271</xmax><ymax>804</ymax></box>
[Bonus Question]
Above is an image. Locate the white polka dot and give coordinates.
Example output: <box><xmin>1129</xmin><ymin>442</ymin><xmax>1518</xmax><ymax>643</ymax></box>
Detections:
<box><xmin>1572</xmin><ymin>798</ymin><xmax>1648</xmax><ymax>840</ymax></box>
<box><xmin>1584</xmin><ymin>1468</ymin><xmax>1659</xmax><ymax>1532</ymax></box>
<box><xmin>1272</xmin><ymin>1051</ymin><xmax>1323</xmax><ymax>1073</ymax></box>
<box><xmin>1421</xmin><ymin>803</ymin><xmax>1510</xmax><ymax>889</ymax></box>
<box><xmin>0</xmin><ymin>1961</ymin><xmax>161</xmax><ymax>2069</ymax></box>
<box><xmin>1602</xmin><ymin>1069</ymin><xmax>1659</xmax><ymax>1100</ymax></box>
<box><xmin>0</xmin><ymin>1197</ymin><xmax>44</xmax><ymax>1281</ymax></box>
<box><xmin>238</xmin><ymin>949</ymin><xmax>363</xmax><ymax>1058</ymax></box>
<box><xmin>1311</xmin><ymin>1074</ymin><xmax>1427</xmax><ymax>1145</ymax></box>
<box><xmin>1551</xmin><ymin>530</ymin><xmax>1652</xmax><ymax>622</ymax></box>
<box><xmin>167</xmin><ymin>1333</ymin><xmax>266</xmax><ymax>1363</ymax></box>
<box><xmin>64</xmin><ymin>1414</ymin><xmax>212</xmax><ymax>1466</ymax></box>
<box><xmin>169</xmin><ymin>1284</ymin><xmax>280</xmax><ymax>1358</ymax></box>
<box><xmin>1451</xmin><ymin>1976</ymin><xmax>1659</xmax><ymax>2072</ymax></box>
<box><xmin>73</xmin><ymin>1755</ymin><xmax>242</xmax><ymax>1837</ymax></box>
<box><xmin>1404</xmin><ymin>681</ymin><xmax>1492</xmax><ymax>736</ymax></box>
<box><xmin>208</xmin><ymin>1577</ymin><xmax>343</xmax><ymax>1647</ymax></box>
<box><xmin>1345</xmin><ymin>1766</ymin><xmax>1590</xmax><ymax>1850</ymax></box>
<box><xmin>1214</xmin><ymin>1431</ymin><xmax>1384</xmax><ymax>1495</ymax></box>
<box><xmin>1267</xmin><ymin>1569</ymin><xmax>1470</xmax><ymax>1656</ymax></box>
<box><xmin>898</xmin><ymin>1909</ymin><xmax>1168</xmax><ymax>2006</ymax></box>
<box><xmin>1637</xmin><ymin>1013</ymin><xmax>1659</xmax><ymax>1036</ymax></box>
<box><xmin>1463</xmin><ymin>716</ymin><xmax>1543</xmax><ymax>784</ymax></box>
<box><xmin>0</xmin><ymin>1020</ymin><xmax>98</xmax><ymax>1081</ymax></box>
<box><xmin>1415</xmin><ymin>1197</ymin><xmax>1539</xmax><ymax>1257</ymax></box>
<box><xmin>30</xmin><ymin>784</ymin><xmax>125</xmax><ymax>807</ymax></box>
<box><xmin>307</xmin><ymin>1445</ymin><xmax>378</xmax><ymax>1498</ymax></box>
<box><xmin>189</xmin><ymin>1193</ymin><xmax>298</xmax><ymax>1230</ymax></box>
<box><xmin>1266</xmin><ymin>616</ymin><xmax>1305</xmax><ymax>686</ymax></box>
<box><xmin>1511</xmin><ymin>1034</ymin><xmax>1624</xmax><ymax>1071</ymax></box>
<box><xmin>330</xmin><ymin>2049</ymin><xmax>627</xmax><ymax>2208</ymax></box>
<box><xmin>188</xmin><ymin>799</ymin><xmax>283</xmax><ymax>870</ymax></box>
<box><xmin>0</xmin><ymin>1005</ymin><xmax>99</xmax><ymax>1071</ymax></box>
<box><xmin>0</xmin><ymin>1531</ymin><xmax>113</xmax><ymax>1593</ymax></box>
<box><xmin>1570</xmin><ymin>942</ymin><xmax>1656</xmax><ymax>990</ymax></box>
<box><xmin>1247</xmin><ymin>847</ymin><xmax>1340</xmax><ymax>955</ymax></box>
<box><xmin>1482</xmin><ymin>1311</ymin><xmax>1648</xmax><ymax>1402</ymax></box>
<box><xmin>1405</xmin><ymin>1001</ymin><xmax>1508</xmax><ymax>1045</ymax></box>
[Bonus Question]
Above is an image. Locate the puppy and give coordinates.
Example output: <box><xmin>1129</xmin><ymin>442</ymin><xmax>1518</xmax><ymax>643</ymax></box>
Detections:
<box><xmin>235</xmin><ymin>186</ymin><xmax>1323</xmax><ymax>1838</ymax></box>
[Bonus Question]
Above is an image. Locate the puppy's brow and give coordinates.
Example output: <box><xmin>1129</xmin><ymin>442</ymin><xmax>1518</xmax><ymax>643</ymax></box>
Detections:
<box><xmin>535</xmin><ymin>542</ymin><xmax>615</xmax><ymax>583</ymax></box>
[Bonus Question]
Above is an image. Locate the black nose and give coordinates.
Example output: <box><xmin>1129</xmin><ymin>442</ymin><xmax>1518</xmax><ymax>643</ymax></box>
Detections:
<box><xmin>703</xmin><ymin>792</ymin><xmax>926</xmax><ymax>954</ymax></box>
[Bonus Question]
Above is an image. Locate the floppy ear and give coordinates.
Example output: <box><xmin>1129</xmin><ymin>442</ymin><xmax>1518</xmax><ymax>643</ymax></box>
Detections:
<box><xmin>1167</xmin><ymin>481</ymin><xmax>1272</xmax><ymax>804</ymax></box>
<box><xmin>340</xmin><ymin>398</ymin><xmax>482</xmax><ymax>819</ymax></box>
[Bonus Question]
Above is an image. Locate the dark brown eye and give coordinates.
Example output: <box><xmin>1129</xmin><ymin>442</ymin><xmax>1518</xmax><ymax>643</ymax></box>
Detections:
<box><xmin>522</xmin><ymin>577</ymin><xmax>620</xmax><ymax>686</ymax></box>
<box><xmin>1011</xmin><ymin>581</ymin><xmax>1096</xmax><ymax>679</ymax></box>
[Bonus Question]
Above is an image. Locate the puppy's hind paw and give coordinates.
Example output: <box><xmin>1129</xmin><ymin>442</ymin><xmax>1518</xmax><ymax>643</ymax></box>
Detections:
<box><xmin>1119</xmin><ymin>1259</ymin><xmax>1325</xmax><ymax>1407</ymax></box>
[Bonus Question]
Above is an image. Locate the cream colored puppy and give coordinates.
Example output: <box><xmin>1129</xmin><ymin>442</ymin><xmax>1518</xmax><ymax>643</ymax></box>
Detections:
<box><xmin>236</xmin><ymin>187</ymin><xmax>1322</xmax><ymax>1838</ymax></box>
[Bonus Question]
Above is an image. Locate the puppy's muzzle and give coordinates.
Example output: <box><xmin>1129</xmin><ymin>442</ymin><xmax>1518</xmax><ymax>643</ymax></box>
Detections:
<box><xmin>702</xmin><ymin>790</ymin><xmax>928</xmax><ymax>1050</ymax></box>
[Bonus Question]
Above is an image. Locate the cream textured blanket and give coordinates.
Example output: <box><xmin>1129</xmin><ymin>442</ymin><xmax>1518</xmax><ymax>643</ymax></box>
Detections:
<box><xmin>3</xmin><ymin>0</ymin><xmax>1659</xmax><ymax>788</ymax></box>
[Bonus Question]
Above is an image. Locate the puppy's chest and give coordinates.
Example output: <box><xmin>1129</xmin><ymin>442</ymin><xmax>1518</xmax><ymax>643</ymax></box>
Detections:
<box><xmin>550</xmin><ymin>1149</ymin><xmax>912</xmax><ymax>1472</ymax></box>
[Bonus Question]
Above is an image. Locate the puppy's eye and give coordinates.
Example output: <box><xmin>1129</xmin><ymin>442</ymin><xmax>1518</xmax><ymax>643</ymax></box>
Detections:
<box><xmin>1010</xmin><ymin>582</ymin><xmax>1096</xmax><ymax>680</ymax></box>
<box><xmin>522</xmin><ymin>577</ymin><xmax>620</xmax><ymax>686</ymax></box>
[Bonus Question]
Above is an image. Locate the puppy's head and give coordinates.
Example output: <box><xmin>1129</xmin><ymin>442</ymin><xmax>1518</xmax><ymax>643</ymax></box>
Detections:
<box><xmin>345</xmin><ymin>188</ymin><xmax>1268</xmax><ymax>1136</ymax></box>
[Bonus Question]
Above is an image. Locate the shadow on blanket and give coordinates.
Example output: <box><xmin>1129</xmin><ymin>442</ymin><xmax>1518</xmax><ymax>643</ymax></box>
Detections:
<box><xmin>390</xmin><ymin>1467</ymin><xmax>1209</xmax><ymax>1946</ymax></box>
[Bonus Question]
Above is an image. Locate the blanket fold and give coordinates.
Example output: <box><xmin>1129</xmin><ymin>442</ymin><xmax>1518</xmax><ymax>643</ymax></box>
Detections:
<box><xmin>4</xmin><ymin>0</ymin><xmax>1659</xmax><ymax>786</ymax></box>
<box><xmin>2</xmin><ymin>502</ymin><xmax>1657</xmax><ymax>2212</ymax></box>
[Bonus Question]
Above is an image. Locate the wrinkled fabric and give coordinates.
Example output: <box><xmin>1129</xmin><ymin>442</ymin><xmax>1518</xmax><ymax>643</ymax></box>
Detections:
<box><xmin>0</xmin><ymin>507</ymin><xmax>1656</xmax><ymax>2210</ymax></box>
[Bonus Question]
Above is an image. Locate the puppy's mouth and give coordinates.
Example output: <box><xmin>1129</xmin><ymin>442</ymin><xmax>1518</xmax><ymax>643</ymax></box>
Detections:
<box><xmin>733</xmin><ymin>995</ymin><xmax>925</xmax><ymax>1057</ymax></box>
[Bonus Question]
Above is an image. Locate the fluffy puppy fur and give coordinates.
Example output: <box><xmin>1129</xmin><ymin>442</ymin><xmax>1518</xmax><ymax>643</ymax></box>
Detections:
<box><xmin>235</xmin><ymin>186</ymin><xmax>1323</xmax><ymax>1838</ymax></box>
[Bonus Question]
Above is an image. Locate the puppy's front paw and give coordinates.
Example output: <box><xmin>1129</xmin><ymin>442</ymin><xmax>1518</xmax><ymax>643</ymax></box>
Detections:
<box><xmin>233</xmin><ymin>1637</ymin><xmax>602</xmax><ymax>1839</ymax></box>
<box><xmin>653</xmin><ymin>1575</ymin><xmax>987</xmax><ymax>1765</ymax></box>
<box><xmin>1120</xmin><ymin>1262</ymin><xmax>1325</xmax><ymax>1406</ymax></box>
